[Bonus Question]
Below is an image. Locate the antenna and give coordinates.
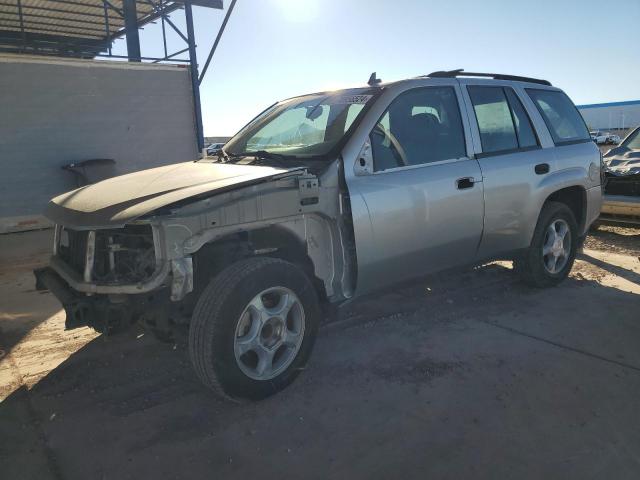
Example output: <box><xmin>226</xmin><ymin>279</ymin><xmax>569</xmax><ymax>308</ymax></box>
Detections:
<box><xmin>368</xmin><ymin>72</ymin><xmax>382</xmax><ymax>86</ymax></box>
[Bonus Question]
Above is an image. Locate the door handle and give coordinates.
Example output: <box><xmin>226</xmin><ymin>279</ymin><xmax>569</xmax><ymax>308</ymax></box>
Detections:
<box><xmin>535</xmin><ymin>163</ymin><xmax>550</xmax><ymax>175</ymax></box>
<box><xmin>456</xmin><ymin>177</ymin><xmax>475</xmax><ymax>189</ymax></box>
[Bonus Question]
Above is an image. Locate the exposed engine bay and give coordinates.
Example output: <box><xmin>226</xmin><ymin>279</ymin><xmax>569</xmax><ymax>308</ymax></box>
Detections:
<box><xmin>58</xmin><ymin>225</ymin><xmax>156</xmax><ymax>285</ymax></box>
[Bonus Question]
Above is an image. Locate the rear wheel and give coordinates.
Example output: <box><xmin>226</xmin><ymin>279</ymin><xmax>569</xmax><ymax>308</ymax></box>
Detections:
<box><xmin>514</xmin><ymin>201</ymin><xmax>578</xmax><ymax>287</ymax></box>
<box><xmin>188</xmin><ymin>257</ymin><xmax>320</xmax><ymax>400</ymax></box>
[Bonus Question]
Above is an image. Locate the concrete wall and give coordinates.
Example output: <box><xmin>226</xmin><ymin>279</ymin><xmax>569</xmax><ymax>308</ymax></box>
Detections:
<box><xmin>0</xmin><ymin>54</ymin><xmax>199</xmax><ymax>233</ymax></box>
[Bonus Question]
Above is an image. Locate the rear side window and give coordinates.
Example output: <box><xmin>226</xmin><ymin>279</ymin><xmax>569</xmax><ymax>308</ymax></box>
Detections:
<box><xmin>468</xmin><ymin>86</ymin><xmax>539</xmax><ymax>154</ymax></box>
<box><xmin>526</xmin><ymin>89</ymin><xmax>590</xmax><ymax>145</ymax></box>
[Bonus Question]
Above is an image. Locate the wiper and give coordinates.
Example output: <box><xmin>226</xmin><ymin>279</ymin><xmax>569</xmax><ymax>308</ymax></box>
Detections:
<box><xmin>230</xmin><ymin>150</ymin><xmax>294</xmax><ymax>167</ymax></box>
<box><xmin>194</xmin><ymin>147</ymin><xmax>228</xmax><ymax>163</ymax></box>
<box><xmin>215</xmin><ymin>148</ymin><xmax>230</xmax><ymax>162</ymax></box>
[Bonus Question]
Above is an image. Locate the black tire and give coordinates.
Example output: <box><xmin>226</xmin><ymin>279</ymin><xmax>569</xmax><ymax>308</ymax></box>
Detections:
<box><xmin>188</xmin><ymin>257</ymin><xmax>320</xmax><ymax>400</ymax></box>
<box><xmin>514</xmin><ymin>201</ymin><xmax>579</xmax><ymax>288</ymax></box>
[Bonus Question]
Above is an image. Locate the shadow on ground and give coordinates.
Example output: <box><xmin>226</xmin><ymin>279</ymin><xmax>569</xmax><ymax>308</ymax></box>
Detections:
<box><xmin>2</xmin><ymin>259</ymin><xmax>640</xmax><ymax>479</ymax></box>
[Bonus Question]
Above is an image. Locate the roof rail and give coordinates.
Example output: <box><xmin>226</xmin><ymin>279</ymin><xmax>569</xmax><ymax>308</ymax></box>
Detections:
<box><xmin>427</xmin><ymin>69</ymin><xmax>552</xmax><ymax>86</ymax></box>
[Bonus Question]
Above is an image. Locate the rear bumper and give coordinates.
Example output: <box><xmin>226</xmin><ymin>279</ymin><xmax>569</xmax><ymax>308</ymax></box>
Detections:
<box><xmin>600</xmin><ymin>194</ymin><xmax>640</xmax><ymax>224</ymax></box>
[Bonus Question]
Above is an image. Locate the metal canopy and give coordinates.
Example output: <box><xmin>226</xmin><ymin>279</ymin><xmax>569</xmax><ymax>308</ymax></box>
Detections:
<box><xmin>0</xmin><ymin>0</ymin><xmax>231</xmax><ymax>152</ymax></box>
<box><xmin>0</xmin><ymin>0</ymin><xmax>222</xmax><ymax>58</ymax></box>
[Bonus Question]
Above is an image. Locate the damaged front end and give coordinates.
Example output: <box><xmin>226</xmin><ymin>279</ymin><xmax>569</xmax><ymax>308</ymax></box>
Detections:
<box><xmin>34</xmin><ymin>223</ymin><xmax>191</xmax><ymax>333</ymax></box>
<box><xmin>34</xmin><ymin>157</ymin><xmax>351</xmax><ymax>338</ymax></box>
<box><xmin>601</xmin><ymin>153</ymin><xmax>640</xmax><ymax>225</ymax></box>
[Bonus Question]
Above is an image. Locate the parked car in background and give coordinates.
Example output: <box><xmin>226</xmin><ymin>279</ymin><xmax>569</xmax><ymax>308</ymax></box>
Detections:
<box><xmin>608</xmin><ymin>133</ymin><xmax>621</xmax><ymax>144</ymax></box>
<box><xmin>206</xmin><ymin>142</ymin><xmax>225</xmax><ymax>156</ymax></box>
<box><xmin>600</xmin><ymin>126</ymin><xmax>640</xmax><ymax>225</ymax></box>
<box><xmin>590</xmin><ymin>130</ymin><xmax>619</xmax><ymax>145</ymax></box>
<box><xmin>35</xmin><ymin>70</ymin><xmax>602</xmax><ymax>400</ymax></box>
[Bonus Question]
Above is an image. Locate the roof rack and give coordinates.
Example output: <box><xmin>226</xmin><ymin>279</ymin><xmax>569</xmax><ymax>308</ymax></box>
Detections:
<box><xmin>427</xmin><ymin>69</ymin><xmax>552</xmax><ymax>86</ymax></box>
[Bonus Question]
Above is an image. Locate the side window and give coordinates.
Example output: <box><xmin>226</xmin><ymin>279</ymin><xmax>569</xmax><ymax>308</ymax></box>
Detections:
<box><xmin>468</xmin><ymin>86</ymin><xmax>540</xmax><ymax>154</ymax></box>
<box><xmin>526</xmin><ymin>89</ymin><xmax>590</xmax><ymax>145</ymax></box>
<box><xmin>468</xmin><ymin>86</ymin><xmax>518</xmax><ymax>153</ymax></box>
<box><xmin>371</xmin><ymin>87</ymin><xmax>466</xmax><ymax>171</ymax></box>
<box><xmin>504</xmin><ymin>89</ymin><xmax>538</xmax><ymax>148</ymax></box>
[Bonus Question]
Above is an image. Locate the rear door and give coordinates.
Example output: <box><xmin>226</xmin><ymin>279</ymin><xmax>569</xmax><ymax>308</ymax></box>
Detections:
<box><xmin>344</xmin><ymin>82</ymin><xmax>485</xmax><ymax>294</ymax></box>
<box><xmin>525</xmin><ymin>88</ymin><xmax>601</xmax><ymax>233</ymax></box>
<box><xmin>459</xmin><ymin>80</ymin><xmax>557</xmax><ymax>259</ymax></box>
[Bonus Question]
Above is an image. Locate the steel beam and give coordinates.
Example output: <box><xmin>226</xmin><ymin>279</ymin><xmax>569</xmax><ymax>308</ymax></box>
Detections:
<box><xmin>102</xmin><ymin>0</ymin><xmax>112</xmax><ymax>54</ymax></box>
<box><xmin>16</xmin><ymin>0</ymin><xmax>25</xmax><ymax>49</ymax></box>
<box><xmin>122</xmin><ymin>0</ymin><xmax>141</xmax><ymax>61</ymax></box>
<box><xmin>198</xmin><ymin>0</ymin><xmax>236</xmax><ymax>84</ymax></box>
<box><xmin>1</xmin><ymin>17</ymin><xmax>113</xmax><ymax>35</ymax></box>
<box><xmin>0</xmin><ymin>24</ymin><xmax>103</xmax><ymax>38</ymax></box>
<box><xmin>184</xmin><ymin>1</ymin><xmax>204</xmax><ymax>151</ymax></box>
<box><xmin>102</xmin><ymin>0</ymin><xmax>124</xmax><ymax>17</ymax></box>
<box><xmin>140</xmin><ymin>0</ymin><xmax>188</xmax><ymax>43</ymax></box>
<box><xmin>151</xmin><ymin>46</ymin><xmax>189</xmax><ymax>62</ymax></box>
<box><xmin>0</xmin><ymin>42</ymin><xmax>190</xmax><ymax>62</ymax></box>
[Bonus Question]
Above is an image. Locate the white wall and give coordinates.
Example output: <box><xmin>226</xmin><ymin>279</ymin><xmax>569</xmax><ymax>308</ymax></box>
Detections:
<box><xmin>578</xmin><ymin>103</ymin><xmax>640</xmax><ymax>132</ymax></box>
<box><xmin>0</xmin><ymin>54</ymin><xmax>199</xmax><ymax>233</ymax></box>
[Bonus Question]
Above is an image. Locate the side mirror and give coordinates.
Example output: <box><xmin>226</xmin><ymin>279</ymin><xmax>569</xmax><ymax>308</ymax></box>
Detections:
<box><xmin>354</xmin><ymin>137</ymin><xmax>373</xmax><ymax>176</ymax></box>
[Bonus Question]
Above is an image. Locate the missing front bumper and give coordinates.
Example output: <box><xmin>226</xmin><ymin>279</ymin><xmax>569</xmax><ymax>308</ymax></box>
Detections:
<box><xmin>34</xmin><ymin>267</ymin><xmax>144</xmax><ymax>332</ymax></box>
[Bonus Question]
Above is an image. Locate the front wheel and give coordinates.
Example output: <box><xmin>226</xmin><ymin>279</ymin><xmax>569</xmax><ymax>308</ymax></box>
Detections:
<box><xmin>188</xmin><ymin>257</ymin><xmax>320</xmax><ymax>400</ymax></box>
<box><xmin>514</xmin><ymin>201</ymin><xmax>579</xmax><ymax>288</ymax></box>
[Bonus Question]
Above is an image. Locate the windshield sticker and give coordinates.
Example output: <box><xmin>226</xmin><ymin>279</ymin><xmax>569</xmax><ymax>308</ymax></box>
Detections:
<box><xmin>328</xmin><ymin>94</ymin><xmax>373</xmax><ymax>105</ymax></box>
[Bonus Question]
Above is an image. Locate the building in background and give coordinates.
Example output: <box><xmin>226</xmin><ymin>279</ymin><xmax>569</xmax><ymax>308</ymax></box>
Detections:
<box><xmin>577</xmin><ymin>100</ymin><xmax>640</xmax><ymax>136</ymax></box>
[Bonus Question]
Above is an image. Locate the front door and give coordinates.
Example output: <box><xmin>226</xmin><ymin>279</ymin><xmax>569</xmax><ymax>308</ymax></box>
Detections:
<box><xmin>346</xmin><ymin>85</ymin><xmax>485</xmax><ymax>295</ymax></box>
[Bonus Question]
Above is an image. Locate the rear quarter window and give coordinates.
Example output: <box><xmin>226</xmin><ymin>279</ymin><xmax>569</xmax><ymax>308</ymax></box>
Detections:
<box><xmin>526</xmin><ymin>89</ymin><xmax>590</xmax><ymax>145</ymax></box>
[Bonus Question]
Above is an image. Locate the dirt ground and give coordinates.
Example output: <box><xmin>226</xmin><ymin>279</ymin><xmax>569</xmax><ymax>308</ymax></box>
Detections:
<box><xmin>1</xmin><ymin>225</ymin><xmax>639</xmax><ymax>480</ymax></box>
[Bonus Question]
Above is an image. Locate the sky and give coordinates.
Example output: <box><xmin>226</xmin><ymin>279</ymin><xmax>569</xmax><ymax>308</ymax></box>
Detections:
<box><xmin>111</xmin><ymin>0</ymin><xmax>640</xmax><ymax>137</ymax></box>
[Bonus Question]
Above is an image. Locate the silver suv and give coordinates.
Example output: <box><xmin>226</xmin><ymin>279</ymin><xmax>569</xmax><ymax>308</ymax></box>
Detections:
<box><xmin>35</xmin><ymin>69</ymin><xmax>603</xmax><ymax>399</ymax></box>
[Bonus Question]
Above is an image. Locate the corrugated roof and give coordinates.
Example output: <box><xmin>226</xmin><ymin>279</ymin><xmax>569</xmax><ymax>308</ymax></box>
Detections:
<box><xmin>0</xmin><ymin>1</ymin><xmax>221</xmax><ymax>58</ymax></box>
<box><xmin>0</xmin><ymin>1</ymin><xmax>161</xmax><ymax>40</ymax></box>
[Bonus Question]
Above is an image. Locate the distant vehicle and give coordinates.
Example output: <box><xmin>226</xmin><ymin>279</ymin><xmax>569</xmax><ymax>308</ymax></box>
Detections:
<box><xmin>206</xmin><ymin>142</ymin><xmax>225</xmax><ymax>155</ymax></box>
<box><xmin>590</xmin><ymin>131</ymin><xmax>619</xmax><ymax>145</ymax></box>
<box><xmin>608</xmin><ymin>133</ymin><xmax>621</xmax><ymax>144</ymax></box>
<box><xmin>601</xmin><ymin>126</ymin><xmax>640</xmax><ymax>225</ymax></box>
<box><xmin>35</xmin><ymin>70</ymin><xmax>602</xmax><ymax>399</ymax></box>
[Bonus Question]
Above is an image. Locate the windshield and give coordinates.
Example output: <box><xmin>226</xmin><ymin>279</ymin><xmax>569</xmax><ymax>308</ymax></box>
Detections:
<box><xmin>225</xmin><ymin>88</ymin><xmax>378</xmax><ymax>158</ymax></box>
<box><xmin>623</xmin><ymin>128</ymin><xmax>640</xmax><ymax>149</ymax></box>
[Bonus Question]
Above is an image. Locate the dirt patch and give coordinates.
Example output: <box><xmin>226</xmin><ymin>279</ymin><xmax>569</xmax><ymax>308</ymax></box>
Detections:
<box><xmin>585</xmin><ymin>224</ymin><xmax>640</xmax><ymax>256</ymax></box>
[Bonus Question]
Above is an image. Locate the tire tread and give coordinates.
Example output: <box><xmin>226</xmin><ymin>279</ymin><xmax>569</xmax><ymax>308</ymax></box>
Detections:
<box><xmin>188</xmin><ymin>257</ymin><xmax>284</xmax><ymax>399</ymax></box>
<box><xmin>514</xmin><ymin>201</ymin><xmax>578</xmax><ymax>288</ymax></box>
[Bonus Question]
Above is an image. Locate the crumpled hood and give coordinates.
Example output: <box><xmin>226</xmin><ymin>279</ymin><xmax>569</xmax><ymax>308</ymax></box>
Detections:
<box><xmin>45</xmin><ymin>161</ymin><xmax>296</xmax><ymax>228</ymax></box>
<box><xmin>604</xmin><ymin>150</ymin><xmax>640</xmax><ymax>176</ymax></box>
